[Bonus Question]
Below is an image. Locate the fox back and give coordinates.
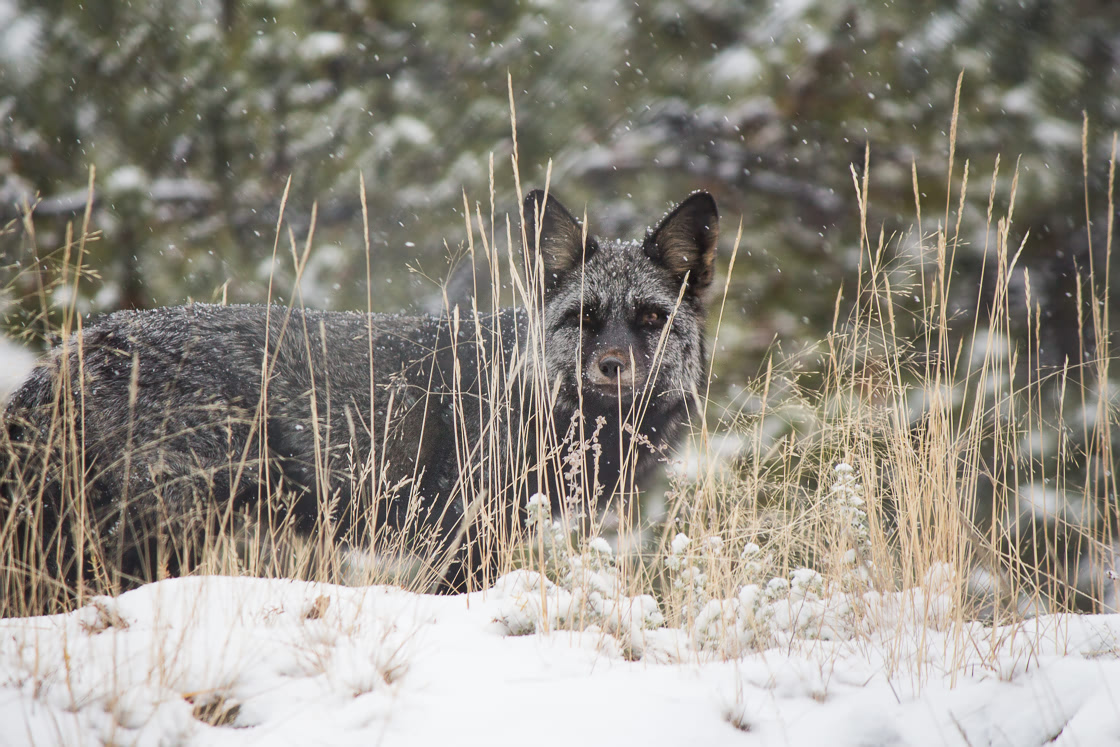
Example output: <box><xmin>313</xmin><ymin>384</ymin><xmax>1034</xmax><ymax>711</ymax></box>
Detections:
<box><xmin>1</xmin><ymin>189</ymin><xmax>718</xmax><ymax>601</ymax></box>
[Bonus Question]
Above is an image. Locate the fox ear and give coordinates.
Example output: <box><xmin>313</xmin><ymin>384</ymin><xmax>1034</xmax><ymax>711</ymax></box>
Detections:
<box><xmin>644</xmin><ymin>192</ymin><xmax>718</xmax><ymax>294</ymax></box>
<box><xmin>523</xmin><ymin>189</ymin><xmax>594</xmax><ymax>282</ymax></box>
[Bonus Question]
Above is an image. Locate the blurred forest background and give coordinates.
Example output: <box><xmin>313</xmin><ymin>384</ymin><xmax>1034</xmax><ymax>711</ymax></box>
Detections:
<box><xmin>3</xmin><ymin>0</ymin><xmax>1120</xmax><ymax>606</ymax></box>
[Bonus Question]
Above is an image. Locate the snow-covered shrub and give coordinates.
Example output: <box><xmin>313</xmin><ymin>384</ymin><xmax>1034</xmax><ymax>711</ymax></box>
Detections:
<box><xmin>495</xmin><ymin>493</ymin><xmax>665</xmax><ymax>657</ymax></box>
<box><xmin>665</xmin><ymin>462</ymin><xmax>958</xmax><ymax>657</ymax></box>
<box><xmin>502</xmin><ymin>462</ymin><xmax>960</xmax><ymax>662</ymax></box>
<box><xmin>829</xmin><ymin>462</ymin><xmax>874</xmax><ymax>591</ymax></box>
<box><xmin>524</xmin><ymin>492</ymin><xmax>569</xmax><ymax>580</ymax></box>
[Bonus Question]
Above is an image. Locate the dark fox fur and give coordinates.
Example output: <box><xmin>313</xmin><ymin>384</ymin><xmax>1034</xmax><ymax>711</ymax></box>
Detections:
<box><xmin>1</xmin><ymin>189</ymin><xmax>718</xmax><ymax>598</ymax></box>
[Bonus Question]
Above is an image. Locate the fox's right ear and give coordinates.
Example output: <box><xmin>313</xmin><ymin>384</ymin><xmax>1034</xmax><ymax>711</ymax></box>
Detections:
<box><xmin>644</xmin><ymin>191</ymin><xmax>719</xmax><ymax>295</ymax></box>
<box><xmin>523</xmin><ymin>189</ymin><xmax>595</xmax><ymax>284</ymax></box>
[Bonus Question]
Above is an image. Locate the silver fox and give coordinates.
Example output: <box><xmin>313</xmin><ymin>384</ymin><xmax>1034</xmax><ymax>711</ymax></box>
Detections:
<box><xmin>1</xmin><ymin>189</ymin><xmax>718</xmax><ymax>595</ymax></box>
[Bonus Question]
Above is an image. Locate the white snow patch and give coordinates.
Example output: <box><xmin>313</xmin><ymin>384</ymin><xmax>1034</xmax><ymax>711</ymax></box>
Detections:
<box><xmin>370</xmin><ymin>116</ymin><xmax>435</xmax><ymax>156</ymax></box>
<box><xmin>298</xmin><ymin>244</ymin><xmax>347</xmax><ymax>308</ymax></box>
<box><xmin>185</xmin><ymin>21</ymin><xmax>221</xmax><ymax>46</ymax></box>
<box><xmin>3</xmin><ymin>575</ymin><xmax>1120</xmax><ymax>745</ymax></box>
<box><xmin>667</xmin><ymin>432</ymin><xmax>743</xmax><ymax>480</ymax></box>
<box><xmin>389</xmin><ymin>115</ymin><xmax>434</xmax><ymax>147</ymax></box>
<box><xmin>0</xmin><ymin>0</ymin><xmax>42</xmax><ymax>84</ymax></box>
<box><xmin>707</xmin><ymin>46</ymin><xmax>763</xmax><ymax>89</ymax></box>
<box><xmin>1034</xmin><ymin>117</ymin><xmax>1082</xmax><ymax>150</ymax></box>
<box><xmin>1002</xmin><ymin>84</ymin><xmax>1039</xmax><ymax>116</ymax></box>
<box><xmin>106</xmin><ymin>165</ymin><xmax>149</xmax><ymax>195</ymax></box>
<box><xmin>0</xmin><ymin>337</ymin><xmax>36</xmax><ymax>399</ymax></box>
<box><xmin>298</xmin><ymin>31</ymin><xmax>346</xmax><ymax>62</ymax></box>
<box><xmin>1016</xmin><ymin>482</ymin><xmax>1064</xmax><ymax>525</ymax></box>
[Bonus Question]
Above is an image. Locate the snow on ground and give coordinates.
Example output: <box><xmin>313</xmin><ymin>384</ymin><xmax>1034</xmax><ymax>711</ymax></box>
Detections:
<box><xmin>3</xmin><ymin>572</ymin><xmax>1120</xmax><ymax>746</ymax></box>
<box><xmin>0</xmin><ymin>337</ymin><xmax>35</xmax><ymax>401</ymax></box>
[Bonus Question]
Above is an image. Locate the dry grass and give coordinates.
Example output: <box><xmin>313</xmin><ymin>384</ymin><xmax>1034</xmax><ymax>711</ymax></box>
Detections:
<box><xmin>1</xmin><ymin>87</ymin><xmax>1118</xmax><ymax>688</ymax></box>
<box><xmin>647</xmin><ymin>88</ymin><xmax>1120</xmax><ymax>671</ymax></box>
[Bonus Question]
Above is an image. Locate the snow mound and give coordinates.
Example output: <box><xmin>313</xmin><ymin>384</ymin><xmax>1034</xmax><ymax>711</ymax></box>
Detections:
<box><xmin>3</xmin><ymin>574</ymin><xmax>1120</xmax><ymax>746</ymax></box>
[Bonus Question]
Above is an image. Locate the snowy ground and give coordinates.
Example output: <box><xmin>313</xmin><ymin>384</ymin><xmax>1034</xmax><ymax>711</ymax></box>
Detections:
<box><xmin>0</xmin><ymin>337</ymin><xmax>35</xmax><ymax>401</ymax></box>
<box><xmin>3</xmin><ymin>572</ymin><xmax>1120</xmax><ymax>746</ymax></box>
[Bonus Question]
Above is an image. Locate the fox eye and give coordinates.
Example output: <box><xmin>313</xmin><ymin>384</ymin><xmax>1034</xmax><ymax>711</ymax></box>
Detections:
<box><xmin>639</xmin><ymin>309</ymin><xmax>666</xmax><ymax>327</ymax></box>
<box><xmin>564</xmin><ymin>307</ymin><xmax>598</xmax><ymax>327</ymax></box>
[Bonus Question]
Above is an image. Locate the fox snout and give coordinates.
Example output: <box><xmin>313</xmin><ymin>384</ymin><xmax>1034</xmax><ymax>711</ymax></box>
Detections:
<box><xmin>587</xmin><ymin>347</ymin><xmax>645</xmax><ymax>390</ymax></box>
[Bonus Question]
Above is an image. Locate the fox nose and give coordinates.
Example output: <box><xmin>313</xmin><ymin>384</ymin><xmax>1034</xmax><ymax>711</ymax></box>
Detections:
<box><xmin>590</xmin><ymin>349</ymin><xmax>633</xmax><ymax>387</ymax></box>
<box><xmin>599</xmin><ymin>354</ymin><xmax>626</xmax><ymax>378</ymax></box>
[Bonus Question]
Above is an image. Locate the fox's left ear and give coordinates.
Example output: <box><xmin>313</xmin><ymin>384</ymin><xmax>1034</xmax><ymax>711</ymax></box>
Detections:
<box><xmin>523</xmin><ymin>189</ymin><xmax>595</xmax><ymax>286</ymax></box>
<box><xmin>644</xmin><ymin>191</ymin><xmax>718</xmax><ymax>294</ymax></box>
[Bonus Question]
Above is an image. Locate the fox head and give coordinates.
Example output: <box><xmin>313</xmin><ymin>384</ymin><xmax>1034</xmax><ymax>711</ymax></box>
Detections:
<box><xmin>522</xmin><ymin>189</ymin><xmax>718</xmax><ymax>422</ymax></box>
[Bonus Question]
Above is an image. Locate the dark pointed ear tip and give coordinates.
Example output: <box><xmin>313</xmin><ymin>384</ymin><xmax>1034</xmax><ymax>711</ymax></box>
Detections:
<box><xmin>682</xmin><ymin>190</ymin><xmax>718</xmax><ymax>217</ymax></box>
<box><xmin>524</xmin><ymin>189</ymin><xmax>548</xmax><ymax>210</ymax></box>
